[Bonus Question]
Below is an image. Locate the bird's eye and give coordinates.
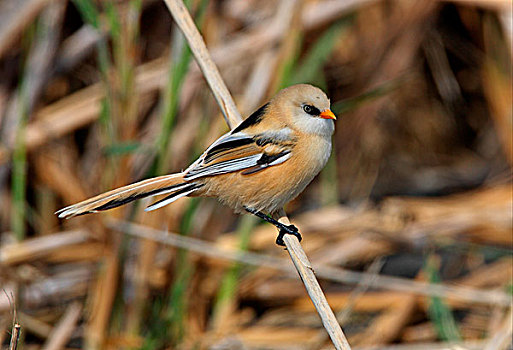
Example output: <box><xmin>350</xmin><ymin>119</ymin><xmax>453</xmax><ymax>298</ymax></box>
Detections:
<box><xmin>303</xmin><ymin>104</ymin><xmax>320</xmax><ymax>116</ymax></box>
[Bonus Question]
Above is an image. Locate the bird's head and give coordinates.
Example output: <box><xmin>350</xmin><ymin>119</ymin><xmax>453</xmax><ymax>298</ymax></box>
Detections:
<box><xmin>272</xmin><ymin>84</ymin><xmax>336</xmax><ymax>137</ymax></box>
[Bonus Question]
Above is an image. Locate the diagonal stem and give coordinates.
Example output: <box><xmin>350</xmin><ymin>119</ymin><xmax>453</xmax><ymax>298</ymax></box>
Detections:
<box><xmin>162</xmin><ymin>0</ymin><xmax>352</xmax><ymax>349</ymax></box>
<box><xmin>162</xmin><ymin>0</ymin><xmax>242</xmax><ymax>129</ymax></box>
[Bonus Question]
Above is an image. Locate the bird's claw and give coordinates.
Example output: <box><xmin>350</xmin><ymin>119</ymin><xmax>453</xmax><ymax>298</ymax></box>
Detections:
<box><xmin>276</xmin><ymin>224</ymin><xmax>302</xmax><ymax>246</ymax></box>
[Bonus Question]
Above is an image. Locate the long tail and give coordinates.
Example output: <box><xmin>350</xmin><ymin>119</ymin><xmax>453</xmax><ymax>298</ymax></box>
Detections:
<box><xmin>56</xmin><ymin>173</ymin><xmax>201</xmax><ymax>219</ymax></box>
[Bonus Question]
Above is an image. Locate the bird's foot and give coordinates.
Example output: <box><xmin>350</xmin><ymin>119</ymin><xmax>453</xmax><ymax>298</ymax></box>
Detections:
<box><xmin>276</xmin><ymin>224</ymin><xmax>302</xmax><ymax>246</ymax></box>
<box><xmin>243</xmin><ymin>207</ymin><xmax>303</xmax><ymax>247</ymax></box>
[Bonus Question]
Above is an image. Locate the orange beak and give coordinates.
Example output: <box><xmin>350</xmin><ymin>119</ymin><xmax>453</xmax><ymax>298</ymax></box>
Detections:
<box><xmin>320</xmin><ymin>109</ymin><xmax>337</xmax><ymax>120</ymax></box>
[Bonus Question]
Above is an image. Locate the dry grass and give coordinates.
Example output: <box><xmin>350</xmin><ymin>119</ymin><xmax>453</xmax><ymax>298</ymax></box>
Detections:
<box><xmin>0</xmin><ymin>0</ymin><xmax>511</xmax><ymax>349</ymax></box>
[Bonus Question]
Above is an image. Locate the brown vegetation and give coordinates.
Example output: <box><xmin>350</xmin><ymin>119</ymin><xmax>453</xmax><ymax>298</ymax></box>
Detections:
<box><xmin>0</xmin><ymin>0</ymin><xmax>511</xmax><ymax>349</ymax></box>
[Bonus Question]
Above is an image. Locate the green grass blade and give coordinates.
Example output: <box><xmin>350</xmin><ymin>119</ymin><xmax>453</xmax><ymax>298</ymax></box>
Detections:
<box><xmin>71</xmin><ymin>0</ymin><xmax>100</xmax><ymax>29</ymax></box>
<box><xmin>163</xmin><ymin>198</ymin><xmax>200</xmax><ymax>345</ymax></box>
<box><xmin>289</xmin><ymin>20</ymin><xmax>350</xmax><ymax>86</ymax></box>
<box><xmin>11</xmin><ymin>90</ymin><xmax>29</xmax><ymax>241</ymax></box>
<box><xmin>72</xmin><ymin>0</ymin><xmax>114</xmax><ymax>144</ymax></box>
<box><xmin>11</xmin><ymin>20</ymin><xmax>39</xmax><ymax>241</ymax></box>
<box><xmin>332</xmin><ymin>77</ymin><xmax>402</xmax><ymax>115</ymax></box>
<box><xmin>154</xmin><ymin>0</ymin><xmax>208</xmax><ymax>174</ymax></box>
<box><xmin>211</xmin><ymin>215</ymin><xmax>257</xmax><ymax>324</ymax></box>
<box><xmin>424</xmin><ymin>255</ymin><xmax>462</xmax><ymax>341</ymax></box>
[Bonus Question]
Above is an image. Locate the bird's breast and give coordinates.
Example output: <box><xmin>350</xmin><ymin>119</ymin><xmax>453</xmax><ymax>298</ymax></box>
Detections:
<box><xmin>196</xmin><ymin>135</ymin><xmax>332</xmax><ymax>214</ymax></box>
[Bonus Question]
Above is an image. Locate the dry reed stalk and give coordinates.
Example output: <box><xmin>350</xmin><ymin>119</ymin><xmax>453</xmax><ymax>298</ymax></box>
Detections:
<box><xmin>0</xmin><ymin>87</ymin><xmax>7</xmax><ymax>123</ymax></box>
<box><xmin>41</xmin><ymin>302</ymin><xmax>82</xmax><ymax>350</ymax></box>
<box><xmin>0</xmin><ymin>0</ymin><xmax>51</xmax><ymax>57</ymax></box>
<box><xmin>33</xmin><ymin>145</ymin><xmax>89</xmax><ymax>203</ymax></box>
<box><xmin>294</xmin><ymin>292</ymin><xmax>414</xmax><ymax>313</ymax></box>
<box><xmin>237</xmin><ymin>326</ymin><xmax>321</xmax><ymax>347</ymax></box>
<box><xmin>443</xmin><ymin>0</ymin><xmax>512</xmax><ymax>10</ymax></box>
<box><xmin>45</xmin><ymin>242</ymin><xmax>104</xmax><ymax>263</ymax></box>
<box><xmin>124</xmin><ymin>211</ymin><xmax>163</xmax><ymax>334</ymax></box>
<box><xmin>132</xmin><ymin>1</ymin><xmax>355</xmax><ymax>348</ymax></box>
<box><xmin>84</xmin><ymin>234</ymin><xmax>120</xmax><ymax>350</ymax></box>
<box><xmin>5</xmin><ymin>292</ymin><xmax>19</xmax><ymax>350</ymax></box>
<box><xmin>312</xmin><ymin>234</ymin><xmax>392</xmax><ymax>266</ymax></box>
<box><xmin>0</xmin><ymin>0</ymin><xmax>65</xmax><ymax>168</ymax></box>
<box><xmin>353</xmin><ymin>290</ymin><xmax>416</xmax><ymax>346</ymax></box>
<box><xmin>266</xmin><ymin>0</ymin><xmax>303</xmax><ymax>94</ymax></box>
<box><xmin>0</xmin><ymin>266</ymin><xmax>92</xmax><ymax>313</ymax></box>
<box><xmin>400</xmin><ymin>322</ymin><xmax>438</xmax><ymax>343</ymax></box>
<box><xmin>238</xmin><ymin>185</ymin><xmax>511</xmax><ymax>264</ymax></box>
<box><xmin>353</xmin><ymin>340</ymin><xmax>486</xmax><ymax>350</ymax></box>
<box><xmin>230</xmin><ymin>190</ymin><xmax>511</xmax><ymax>305</ymax></box>
<box><xmin>308</xmin><ymin>259</ymin><xmax>384</xmax><ymax>350</ymax></box>
<box><xmin>163</xmin><ymin>0</ymin><xmax>242</xmax><ymax>128</ymax></box>
<box><xmin>275</xmin><ymin>210</ymin><xmax>353</xmax><ymax>349</ymax></box>
<box><xmin>8</xmin><ymin>323</ymin><xmax>21</xmax><ymax>350</ymax></box>
<box><xmin>55</xmin><ymin>25</ymin><xmax>102</xmax><ymax>74</ymax></box>
<box><xmin>17</xmin><ymin>312</ymin><xmax>53</xmax><ymax>338</ymax></box>
<box><xmin>0</xmin><ymin>229</ymin><xmax>90</xmax><ymax>265</ymax></box>
<box><xmin>451</xmin><ymin>258</ymin><xmax>512</xmax><ymax>289</ymax></box>
<box><xmin>108</xmin><ymin>220</ymin><xmax>511</xmax><ymax>307</ymax></box>
<box><xmin>482</xmin><ymin>31</ymin><xmax>513</xmax><ymax>164</ymax></box>
<box><xmin>241</xmin><ymin>49</ymin><xmax>277</xmax><ymax>112</ymax></box>
<box><xmin>483</xmin><ymin>308</ymin><xmax>513</xmax><ymax>350</ymax></box>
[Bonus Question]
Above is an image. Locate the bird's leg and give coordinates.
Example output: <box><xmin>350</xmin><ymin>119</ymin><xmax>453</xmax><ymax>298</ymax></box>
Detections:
<box><xmin>244</xmin><ymin>207</ymin><xmax>302</xmax><ymax>246</ymax></box>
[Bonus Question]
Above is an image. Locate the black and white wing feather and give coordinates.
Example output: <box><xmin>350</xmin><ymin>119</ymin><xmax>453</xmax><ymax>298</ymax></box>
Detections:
<box><xmin>184</xmin><ymin>129</ymin><xmax>295</xmax><ymax>181</ymax></box>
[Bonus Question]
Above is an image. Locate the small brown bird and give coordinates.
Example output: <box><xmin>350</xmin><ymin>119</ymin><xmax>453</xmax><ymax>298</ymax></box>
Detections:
<box><xmin>56</xmin><ymin>84</ymin><xmax>336</xmax><ymax>245</ymax></box>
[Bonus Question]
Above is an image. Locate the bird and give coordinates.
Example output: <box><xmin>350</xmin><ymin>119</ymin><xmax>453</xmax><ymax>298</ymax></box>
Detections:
<box><xmin>56</xmin><ymin>84</ymin><xmax>336</xmax><ymax>246</ymax></box>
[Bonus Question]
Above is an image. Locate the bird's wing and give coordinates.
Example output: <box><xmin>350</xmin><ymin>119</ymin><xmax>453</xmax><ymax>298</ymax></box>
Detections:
<box><xmin>184</xmin><ymin>129</ymin><xmax>295</xmax><ymax>181</ymax></box>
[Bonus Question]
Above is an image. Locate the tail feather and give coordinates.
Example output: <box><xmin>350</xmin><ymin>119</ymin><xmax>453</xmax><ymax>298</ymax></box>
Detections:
<box><xmin>56</xmin><ymin>173</ymin><xmax>193</xmax><ymax>219</ymax></box>
<box><xmin>145</xmin><ymin>184</ymin><xmax>203</xmax><ymax>212</ymax></box>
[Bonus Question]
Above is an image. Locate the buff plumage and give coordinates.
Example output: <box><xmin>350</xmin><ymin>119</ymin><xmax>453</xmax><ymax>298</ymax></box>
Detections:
<box><xmin>56</xmin><ymin>84</ymin><xmax>336</xmax><ymax>238</ymax></box>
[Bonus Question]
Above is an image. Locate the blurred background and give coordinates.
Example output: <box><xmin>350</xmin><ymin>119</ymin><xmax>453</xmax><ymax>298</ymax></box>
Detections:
<box><xmin>0</xmin><ymin>0</ymin><xmax>511</xmax><ymax>349</ymax></box>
